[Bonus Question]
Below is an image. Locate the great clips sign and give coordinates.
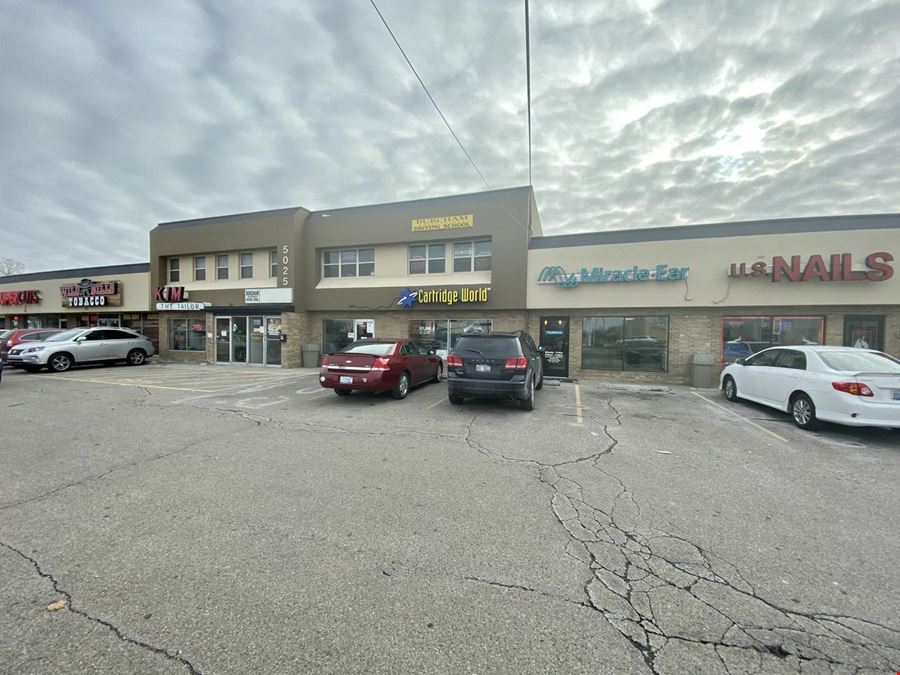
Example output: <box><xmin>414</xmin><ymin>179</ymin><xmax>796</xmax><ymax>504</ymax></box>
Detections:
<box><xmin>728</xmin><ymin>252</ymin><xmax>893</xmax><ymax>283</ymax></box>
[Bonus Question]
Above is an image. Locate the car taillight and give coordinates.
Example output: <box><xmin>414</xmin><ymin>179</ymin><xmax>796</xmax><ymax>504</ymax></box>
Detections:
<box><xmin>504</xmin><ymin>356</ymin><xmax>528</xmax><ymax>370</ymax></box>
<box><xmin>832</xmin><ymin>381</ymin><xmax>874</xmax><ymax>397</ymax></box>
<box><xmin>320</xmin><ymin>355</ymin><xmax>331</xmax><ymax>366</ymax></box>
<box><xmin>447</xmin><ymin>354</ymin><xmax>463</xmax><ymax>368</ymax></box>
<box><xmin>372</xmin><ymin>357</ymin><xmax>391</xmax><ymax>371</ymax></box>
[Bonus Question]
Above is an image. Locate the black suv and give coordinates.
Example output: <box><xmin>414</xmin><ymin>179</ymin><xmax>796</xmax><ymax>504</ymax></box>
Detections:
<box><xmin>446</xmin><ymin>331</ymin><xmax>543</xmax><ymax>410</ymax></box>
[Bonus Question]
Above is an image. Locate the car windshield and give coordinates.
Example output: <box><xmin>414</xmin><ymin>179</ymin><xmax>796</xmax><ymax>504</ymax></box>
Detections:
<box><xmin>45</xmin><ymin>329</ymin><xmax>87</xmax><ymax>342</ymax></box>
<box><xmin>455</xmin><ymin>336</ymin><xmax>519</xmax><ymax>358</ymax></box>
<box><xmin>818</xmin><ymin>351</ymin><xmax>900</xmax><ymax>373</ymax></box>
<box><xmin>338</xmin><ymin>341</ymin><xmax>396</xmax><ymax>356</ymax></box>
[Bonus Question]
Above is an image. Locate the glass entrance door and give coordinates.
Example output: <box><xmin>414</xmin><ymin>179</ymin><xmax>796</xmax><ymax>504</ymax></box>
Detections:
<box><xmin>266</xmin><ymin>317</ymin><xmax>282</xmax><ymax>365</ymax></box>
<box><xmin>249</xmin><ymin>317</ymin><xmax>265</xmax><ymax>364</ymax></box>
<box><xmin>215</xmin><ymin>317</ymin><xmax>231</xmax><ymax>362</ymax></box>
<box><xmin>844</xmin><ymin>315</ymin><xmax>884</xmax><ymax>351</ymax></box>
<box><xmin>540</xmin><ymin>316</ymin><xmax>570</xmax><ymax>378</ymax></box>
<box><xmin>231</xmin><ymin>317</ymin><xmax>248</xmax><ymax>363</ymax></box>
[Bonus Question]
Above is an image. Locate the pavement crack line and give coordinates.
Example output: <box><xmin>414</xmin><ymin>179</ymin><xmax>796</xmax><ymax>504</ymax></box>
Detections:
<box><xmin>463</xmin><ymin>575</ymin><xmax>592</xmax><ymax>610</ymax></box>
<box><xmin>0</xmin><ymin>541</ymin><xmax>203</xmax><ymax>675</ymax></box>
<box><xmin>0</xmin><ymin>432</ymin><xmax>228</xmax><ymax>513</ymax></box>
<box><xmin>459</xmin><ymin>402</ymin><xmax>900</xmax><ymax>675</ymax></box>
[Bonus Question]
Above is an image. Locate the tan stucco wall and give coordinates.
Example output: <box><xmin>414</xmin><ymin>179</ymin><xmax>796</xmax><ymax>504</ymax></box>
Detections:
<box><xmin>528</xmin><ymin>228</ymin><xmax>900</xmax><ymax>310</ymax></box>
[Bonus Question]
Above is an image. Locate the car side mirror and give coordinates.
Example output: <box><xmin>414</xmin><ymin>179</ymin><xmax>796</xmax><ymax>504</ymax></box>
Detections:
<box><xmin>427</xmin><ymin>349</ymin><xmax>436</xmax><ymax>355</ymax></box>
<box><xmin>538</xmin><ymin>346</ymin><xmax>545</xmax><ymax>352</ymax></box>
<box><xmin>735</xmin><ymin>358</ymin><xmax>746</xmax><ymax>365</ymax></box>
<box><xmin>75</xmin><ymin>336</ymin><xmax>86</xmax><ymax>343</ymax></box>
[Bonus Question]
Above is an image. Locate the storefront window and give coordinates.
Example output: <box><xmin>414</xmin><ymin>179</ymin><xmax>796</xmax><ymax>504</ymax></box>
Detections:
<box><xmin>169</xmin><ymin>318</ymin><xmax>205</xmax><ymax>351</ymax></box>
<box><xmin>323</xmin><ymin>319</ymin><xmax>354</xmax><ymax>354</ymax></box>
<box><xmin>843</xmin><ymin>315</ymin><xmax>884</xmax><ymax>351</ymax></box>
<box><xmin>408</xmin><ymin>319</ymin><xmax>493</xmax><ymax>358</ymax></box>
<box><xmin>582</xmin><ymin>316</ymin><xmax>668</xmax><ymax>371</ymax></box>
<box><xmin>722</xmin><ymin>316</ymin><xmax>824</xmax><ymax>364</ymax></box>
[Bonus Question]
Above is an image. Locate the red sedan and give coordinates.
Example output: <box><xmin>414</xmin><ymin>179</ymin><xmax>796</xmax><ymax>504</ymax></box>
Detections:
<box><xmin>319</xmin><ymin>339</ymin><xmax>442</xmax><ymax>399</ymax></box>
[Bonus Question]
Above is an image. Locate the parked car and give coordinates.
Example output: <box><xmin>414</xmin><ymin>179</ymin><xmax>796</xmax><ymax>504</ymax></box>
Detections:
<box><xmin>1</xmin><ymin>328</ymin><xmax>65</xmax><ymax>365</ymax></box>
<box><xmin>446</xmin><ymin>331</ymin><xmax>543</xmax><ymax>410</ymax></box>
<box><xmin>9</xmin><ymin>327</ymin><xmax>155</xmax><ymax>372</ymax></box>
<box><xmin>319</xmin><ymin>338</ymin><xmax>442</xmax><ymax>399</ymax></box>
<box><xmin>720</xmin><ymin>346</ymin><xmax>900</xmax><ymax>430</ymax></box>
<box><xmin>722</xmin><ymin>340</ymin><xmax>772</xmax><ymax>364</ymax></box>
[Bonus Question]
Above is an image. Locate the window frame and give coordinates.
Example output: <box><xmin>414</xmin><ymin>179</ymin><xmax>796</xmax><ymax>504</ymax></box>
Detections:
<box><xmin>216</xmin><ymin>254</ymin><xmax>229</xmax><ymax>280</ymax></box>
<box><xmin>409</xmin><ymin>243</ymin><xmax>446</xmax><ymax>274</ymax></box>
<box><xmin>239</xmin><ymin>252</ymin><xmax>253</xmax><ymax>280</ymax></box>
<box><xmin>453</xmin><ymin>239</ymin><xmax>492</xmax><ymax>272</ymax></box>
<box><xmin>270</xmin><ymin>250</ymin><xmax>278</xmax><ymax>278</ymax></box>
<box><xmin>194</xmin><ymin>256</ymin><xmax>206</xmax><ymax>282</ymax></box>
<box><xmin>169</xmin><ymin>257</ymin><xmax>180</xmax><ymax>283</ymax></box>
<box><xmin>323</xmin><ymin>248</ymin><xmax>375</xmax><ymax>278</ymax></box>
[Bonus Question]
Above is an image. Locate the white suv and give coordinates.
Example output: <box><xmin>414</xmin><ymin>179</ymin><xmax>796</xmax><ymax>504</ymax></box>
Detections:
<box><xmin>10</xmin><ymin>327</ymin><xmax>155</xmax><ymax>373</ymax></box>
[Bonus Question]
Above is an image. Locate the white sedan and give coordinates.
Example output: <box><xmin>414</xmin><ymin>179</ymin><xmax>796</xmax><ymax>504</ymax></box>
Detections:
<box><xmin>720</xmin><ymin>346</ymin><xmax>900</xmax><ymax>430</ymax></box>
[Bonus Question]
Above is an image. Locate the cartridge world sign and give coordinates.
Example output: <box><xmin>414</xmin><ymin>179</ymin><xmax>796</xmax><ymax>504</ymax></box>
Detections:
<box><xmin>537</xmin><ymin>263</ymin><xmax>689</xmax><ymax>288</ymax></box>
<box><xmin>59</xmin><ymin>279</ymin><xmax>122</xmax><ymax>308</ymax></box>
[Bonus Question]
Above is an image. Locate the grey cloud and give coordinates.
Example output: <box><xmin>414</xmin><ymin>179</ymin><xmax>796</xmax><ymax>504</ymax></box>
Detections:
<box><xmin>1</xmin><ymin>0</ymin><xmax>898</xmax><ymax>271</ymax></box>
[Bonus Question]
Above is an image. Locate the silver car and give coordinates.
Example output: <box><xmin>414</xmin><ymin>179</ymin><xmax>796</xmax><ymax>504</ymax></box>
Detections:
<box><xmin>9</xmin><ymin>327</ymin><xmax>155</xmax><ymax>372</ymax></box>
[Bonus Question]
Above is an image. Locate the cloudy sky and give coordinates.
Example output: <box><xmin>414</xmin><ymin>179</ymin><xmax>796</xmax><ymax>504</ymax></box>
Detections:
<box><xmin>2</xmin><ymin>0</ymin><xmax>899</xmax><ymax>272</ymax></box>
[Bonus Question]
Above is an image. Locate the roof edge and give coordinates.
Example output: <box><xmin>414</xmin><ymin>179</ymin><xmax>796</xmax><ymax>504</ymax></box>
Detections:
<box><xmin>0</xmin><ymin>262</ymin><xmax>150</xmax><ymax>284</ymax></box>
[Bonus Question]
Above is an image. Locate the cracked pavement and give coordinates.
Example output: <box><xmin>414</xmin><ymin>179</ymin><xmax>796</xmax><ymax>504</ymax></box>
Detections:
<box><xmin>0</xmin><ymin>364</ymin><xmax>898</xmax><ymax>673</ymax></box>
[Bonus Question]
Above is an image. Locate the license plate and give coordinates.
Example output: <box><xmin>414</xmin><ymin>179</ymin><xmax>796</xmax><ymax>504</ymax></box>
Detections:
<box><xmin>476</xmin><ymin>364</ymin><xmax>491</xmax><ymax>373</ymax></box>
<box><xmin>339</xmin><ymin>376</ymin><xmax>353</xmax><ymax>385</ymax></box>
<box><xmin>893</xmin><ymin>391</ymin><xmax>900</xmax><ymax>401</ymax></box>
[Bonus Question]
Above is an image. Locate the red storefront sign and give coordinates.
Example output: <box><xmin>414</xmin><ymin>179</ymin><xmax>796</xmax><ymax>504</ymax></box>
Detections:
<box><xmin>155</xmin><ymin>286</ymin><xmax>185</xmax><ymax>302</ymax></box>
<box><xmin>728</xmin><ymin>252</ymin><xmax>893</xmax><ymax>282</ymax></box>
<box><xmin>0</xmin><ymin>290</ymin><xmax>41</xmax><ymax>305</ymax></box>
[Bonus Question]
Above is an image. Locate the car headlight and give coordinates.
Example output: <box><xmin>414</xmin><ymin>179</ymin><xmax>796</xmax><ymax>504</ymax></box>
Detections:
<box><xmin>25</xmin><ymin>346</ymin><xmax>46</xmax><ymax>353</ymax></box>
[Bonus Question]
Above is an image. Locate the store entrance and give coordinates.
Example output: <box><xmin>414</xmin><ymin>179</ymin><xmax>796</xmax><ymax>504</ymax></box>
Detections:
<box><xmin>215</xmin><ymin>315</ymin><xmax>282</xmax><ymax>366</ymax></box>
<box><xmin>539</xmin><ymin>316</ymin><xmax>570</xmax><ymax>378</ymax></box>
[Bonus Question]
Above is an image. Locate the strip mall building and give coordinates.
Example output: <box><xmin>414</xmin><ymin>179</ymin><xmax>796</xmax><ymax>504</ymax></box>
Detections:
<box><xmin>2</xmin><ymin>188</ymin><xmax>898</xmax><ymax>383</ymax></box>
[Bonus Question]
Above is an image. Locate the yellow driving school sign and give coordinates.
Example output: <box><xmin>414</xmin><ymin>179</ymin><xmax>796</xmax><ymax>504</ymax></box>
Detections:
<box><xmin>411</xmin><ymin>214</ymin><xmax>474</xmax><ymax>232</ymax></box>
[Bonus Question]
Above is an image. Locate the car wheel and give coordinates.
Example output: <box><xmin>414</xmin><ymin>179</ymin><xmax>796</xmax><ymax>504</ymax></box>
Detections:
<box><xmin>334</xmin><ymin>389</ymin><xmax>351</xmax><ymax>397</ymax></box>
<box><xmin>723</xmin><ymin>376</ymin><xmax>739</xmax><ymax>402</ymax></box>
<box><xmin>392</xmin><ymin>372</ymin><xmax>410</xmax><ymax>400</ymax></box>
<box><xmin>520</xmin><ymin>375</ymin><xmax>536</xmax><ymax>411</ymax></box>
<box><xmin>790</xmin><ymin>393</ymin><xmax>821</xmax><ymax>430</ymax></box>
<box><xmin>448</xmin><ymin>393</ymin><xmax>464</xmax><ymax>405</ymax></box>
<box><xmin>432</xmin><ymin>363</ymin><xmax>442</xmax><ymax>383</ymax></box>
<box><xmin>49</xmin><ymin>353</ymin><xmax>73</xmax><ymax>373</ymax></box>
<box><xmin>127</xmin><ymin>349</ymin><xmax>146</xmax><ymax>366</ymax></box>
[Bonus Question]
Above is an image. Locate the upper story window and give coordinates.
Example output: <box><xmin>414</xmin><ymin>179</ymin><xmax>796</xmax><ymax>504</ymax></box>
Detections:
<box><xmin>324</xmin><ymin>248</ymin><xmax>375</xmax><ymax>278</ymax></box>
<box><xmin>217</xmin><ymin>254</ymin><xmax>229</xmax><ymax>280</ymax></box>
<box><xmin>194</xmin><ymin>256</ymin><xmax>206</xmax><ymax>281</ymax></box>
<box><xmin>453</xmin><ymin>239</ymin><xmax>491</xmax><ymax>272</ymax></box>
<box><xmin>409</xmin><ymin>243</ymin><xmax>446</xmax><ymax>274</ymax></box>
<box><xmin>169</xmin><ymin>258</ymin><xmax>180</xmax><ymax>283</ymax></box>
<box><xmin>270</xmin><ymin>250</ymin><xmax>278</xmax><ymax>278</ymax></box>
<box><xmin>240</xmin><ymin>252</ymin><xmax>253</xmax><ymax>279</ymax></box>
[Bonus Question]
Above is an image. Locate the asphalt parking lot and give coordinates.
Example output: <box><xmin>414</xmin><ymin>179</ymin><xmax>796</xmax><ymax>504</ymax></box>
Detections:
<box><xmin>1</xmin><ymin>362</ymin><xmax>898</xmax><ymax>674</ymax></box>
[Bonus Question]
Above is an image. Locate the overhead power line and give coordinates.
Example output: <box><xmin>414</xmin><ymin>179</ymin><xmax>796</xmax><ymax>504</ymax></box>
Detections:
<box><xmin>368</xmin><ymin>0</ymin><xmax>531</xmax><ymax>235</ymax></box>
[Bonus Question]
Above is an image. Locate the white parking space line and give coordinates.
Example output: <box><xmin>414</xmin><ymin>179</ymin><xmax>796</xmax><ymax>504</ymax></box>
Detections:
<box><xmin>41</xmin><ymin>375</ymin><xmax>216</xmax><ymax>393</ymax></box>
<box><xmin>425</xmin><ymin>397</ymin><xmax>447</xmax><ymax>410</ymax></box>
<box><xmin>574</xmin><ymin>384</ymin><xmax>584</xmax><ymax>425</ymax></box>
<box><xmin>692</xmin><ymin>391</ymin><xmax>790</xmax><ymax>443</ymax></box>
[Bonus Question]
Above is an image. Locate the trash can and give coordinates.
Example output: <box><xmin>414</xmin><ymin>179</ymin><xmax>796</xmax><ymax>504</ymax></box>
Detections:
<box><xmin>689</xmin><ymin>354</ymin><xmax>717</xmax><ymax>388</ymax></box>
<box><xmin>302</xmin><ymin>343</ymin><xmax>320</xmax><ymax>368</ymax></box>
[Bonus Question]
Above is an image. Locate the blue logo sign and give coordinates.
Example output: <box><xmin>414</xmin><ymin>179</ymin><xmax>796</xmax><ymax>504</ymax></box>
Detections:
<box><xmin>398</xmin><ymin>288</ymin><xmax>418</xmax><ymax>307</ymax></box>
<box><xmin>537</xmin><ymin>264</ymin><xmax>689</xmax><ymax>288</ymax></box>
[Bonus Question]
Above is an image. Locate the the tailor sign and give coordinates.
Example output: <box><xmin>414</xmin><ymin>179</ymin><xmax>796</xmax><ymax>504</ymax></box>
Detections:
<box><xmin>0</xmin><ymin>290</ymin><xmax>41</xmax><ymax>306</ymax></box>
<box><xmin>398</xmin><ymin>287</ymin><xmax>489</xmax><ymax>307</ymax></box>
<box><xmin>728</xmin><ymin>252</ymin><xmax>894</xmax><ymax>282</ymax></box>
<box><xmin>537</xmin><ymin>264</ymin><xmax>689</xmax><ymax>288</ymax></box>
<box><xmin>59</xmin><ymin>279</ymin><xmax>121</xmax><ymax>308</ymax></box>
